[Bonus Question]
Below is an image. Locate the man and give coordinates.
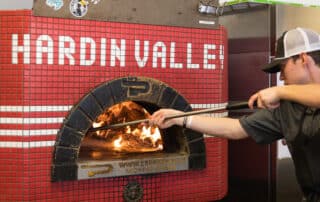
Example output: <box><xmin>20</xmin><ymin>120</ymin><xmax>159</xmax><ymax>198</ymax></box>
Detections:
<box><xmin>150</xmin><ymin>27</ymin><xmax>320</xmax><ymax>201</ymax></box>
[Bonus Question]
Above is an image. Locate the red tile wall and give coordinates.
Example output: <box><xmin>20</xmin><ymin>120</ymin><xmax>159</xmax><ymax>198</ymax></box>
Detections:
<box><xmin>0</xmin><ymin>10</ymin><xmax>228</xmax><ymax>201</ymax></box>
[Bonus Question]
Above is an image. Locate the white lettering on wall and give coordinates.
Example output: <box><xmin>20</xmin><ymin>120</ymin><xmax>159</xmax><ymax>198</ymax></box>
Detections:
<box><xmin>135</xmin><ymin>40</ymin><xmax>149</xmax><ymax>68</ymax></box>
<box><xmin>36</xmin><ymin>35</ymin><xmax>54</xmax><ymax>65</ymax></box>
<box><xmin>203</xmin><ymin>44</ymin><xmax>216</xmax><ymax>69</ymax></box>
<box><xmin>152</xmin><ymin>42</ymin><xmax>166</xmax><ymax>68</ymax></box>
<box><xmin>12</xmin><ymin>34</ymin><xmax>30</xmax><ymax>64</ymax></box>
<box><xmin>100</xmin><ymin>38</ymin><xmax>107</xmax><ymax>66</ymax></box>
<box><xmin>110</xmin><ymin>39</ymin><xmax>126</xmax><ymax>67</ymax></box>
<box><xmin>187</xmin><ymin>43</ymin><xmax>199</xmax><ymax>69</ymax></box>
<box><xmin>59</xmin><ymin>36</ymin><xmax>75</xmax><ymax>65</ymax></box>
<box><xmin>9</xmin><ymin>34</ymin><xmax>223</xmax><ymax>70</ymax></box>
<box><xmin>80</xmin><ymin>37</ymin><xmax>96</xmax><ymax>66</ymax></box>
<box><xmin>170</xmin><ymin>42</ymin><xmax>183</xmax><ymax>69</ymax></box>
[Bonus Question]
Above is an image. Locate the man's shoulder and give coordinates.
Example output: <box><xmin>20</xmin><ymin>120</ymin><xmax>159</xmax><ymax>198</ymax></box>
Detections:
<box><xmin>279</xmin><ymin>100</ymin><xmax>307</xmax><ymax>111</ymax></box>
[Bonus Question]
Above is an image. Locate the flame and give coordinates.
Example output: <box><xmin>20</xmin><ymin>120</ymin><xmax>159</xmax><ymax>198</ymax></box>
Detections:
<box><xmin>83</xmin><ymin>101</ymin><xmax>163</xmax><ymax>156</ymax></box>
<box><xmin>114</xmin><ymin>136</ymin><xmax>122</xmax><ymax>148</ymax></box>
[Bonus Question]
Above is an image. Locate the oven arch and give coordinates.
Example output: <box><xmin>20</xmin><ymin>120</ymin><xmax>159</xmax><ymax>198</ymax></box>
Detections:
<box><xmin>51</xmin><ymin>76</ymin><xmax>206</xmax><ymax>182</ymax></box>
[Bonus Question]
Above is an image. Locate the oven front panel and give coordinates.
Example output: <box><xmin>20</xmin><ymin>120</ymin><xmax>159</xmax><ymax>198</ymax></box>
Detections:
<box><xmin>0</xmin><ymin>10</ymin><xmax>228</xmax><ymax>202</ymax></box>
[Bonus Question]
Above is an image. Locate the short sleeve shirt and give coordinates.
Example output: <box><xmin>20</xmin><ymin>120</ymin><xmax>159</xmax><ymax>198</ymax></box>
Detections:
<box><xmin>239</xmin><ymin>100</ymin><xmax>320</xmax><ymax>195</ymax></box>
<box><xmin>239</xmin><ymin>101</ymin><xmax>307</xmax><ymax>144</ymax></box>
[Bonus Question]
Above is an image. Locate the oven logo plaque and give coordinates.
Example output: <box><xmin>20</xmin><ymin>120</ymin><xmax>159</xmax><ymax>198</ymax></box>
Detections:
<box><xmin>123</xmin><ymin>181</ymin><xmax>143</xmax><ymax>202</ymax></box>
<box><xmin>80</xmin><ymin>164</ymin><xmax>113</xmax><ymax>177</ymax></box>
<box><xmin>122</xmin><ymin>79</ymin><xmax>150</xmax><ymax>97</ymax></box>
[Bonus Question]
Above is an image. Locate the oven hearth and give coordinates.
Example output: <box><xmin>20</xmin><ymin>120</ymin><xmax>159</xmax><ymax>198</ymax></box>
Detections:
<box><xmin>84</xmin><ymin>101</ymin><xmax>163</xmax><ymax>154</ymax></box>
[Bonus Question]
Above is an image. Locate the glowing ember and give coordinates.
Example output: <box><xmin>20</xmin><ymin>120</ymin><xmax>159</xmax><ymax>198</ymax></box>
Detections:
<box><xmin>82</xmin><ymin>101</ymin><xmax>163</xmax><ymax>155</ymax></box>
<box><xmin>114</xmin><ymin>137</ymin><xmax>122</xmax><ymax>148</ymax></box>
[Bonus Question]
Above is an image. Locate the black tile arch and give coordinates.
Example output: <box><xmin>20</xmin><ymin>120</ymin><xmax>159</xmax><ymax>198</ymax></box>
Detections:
<box><xmin>56</xmin><ymin>126</ymin><xmax>83</xmax><ymax>147</ymax></box>
<box><xmin>51</xmin><ymin>76</ymin><xmax>206</xmax><ymax>182</ymax></box>
<box><xmin>78</xmin><ymin>93</ymin><xmax>104</xmax><ymax>121</ymax></box>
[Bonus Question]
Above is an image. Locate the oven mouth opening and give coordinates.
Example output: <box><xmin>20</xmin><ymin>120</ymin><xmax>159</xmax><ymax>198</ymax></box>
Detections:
<box><xmin>79</xmin><ymin>100</ymin><xmax>187</xmax><ymax>161</ymax></box>
<box><xmin>77</xmin><ymin>100</ymin><xmax>190</xmax><ymax>179</ymax></box>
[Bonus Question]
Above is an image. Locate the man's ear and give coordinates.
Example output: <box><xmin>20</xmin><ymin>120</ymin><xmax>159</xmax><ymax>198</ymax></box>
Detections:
<box><xmin>300</xmin><ymin>53</ymin><xmax>308</xmax><ymax>64</ymax></box>
<box><xmin>300</xmin><ymin>52</ymin><xmax>314</xmax><ymax>67</ymax></box>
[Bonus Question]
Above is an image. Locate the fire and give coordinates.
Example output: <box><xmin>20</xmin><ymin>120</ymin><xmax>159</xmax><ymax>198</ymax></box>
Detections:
<box><xmin>82</xmin><ymin>101</ymin><xmax>163</xmax><ymax>156</ymax></box>
<box><xmin>113</xmin><ymin>136</ymin><xmax>122</xmax><ymax>148</ymax></box>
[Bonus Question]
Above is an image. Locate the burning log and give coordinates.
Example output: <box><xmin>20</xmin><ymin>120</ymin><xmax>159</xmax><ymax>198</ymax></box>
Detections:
<box><xmin>80</xmin><ymin>101</ymin><xmax>163</xmax><ymax>158</ymax></box>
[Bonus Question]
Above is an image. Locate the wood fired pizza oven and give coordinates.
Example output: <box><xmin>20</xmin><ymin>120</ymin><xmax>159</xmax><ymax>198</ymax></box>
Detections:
<box><xmin>0</xmin><ymin>7</ymin><xmax>227</xmax><ymax>201</ymax></box>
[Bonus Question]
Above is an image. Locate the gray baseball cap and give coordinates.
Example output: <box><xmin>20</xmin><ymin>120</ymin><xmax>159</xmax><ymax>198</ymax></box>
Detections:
<box><xmin>263</xmin><ymin>27</ymin><xmax>320</xmax><ymax>73</ymax></box>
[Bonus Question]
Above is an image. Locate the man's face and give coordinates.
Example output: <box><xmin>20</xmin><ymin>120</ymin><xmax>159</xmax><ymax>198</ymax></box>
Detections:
<box><xmin>279</xmin><ymin>56</ymin><xmax>310</xmax><ymax>85</ymax></box>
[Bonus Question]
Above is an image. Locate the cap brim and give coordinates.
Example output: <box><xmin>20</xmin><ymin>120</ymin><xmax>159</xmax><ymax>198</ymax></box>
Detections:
<box><xmin>262</xmin><ymin>59</ymin><xmax>285</xmax><ymax>73</ymax></box>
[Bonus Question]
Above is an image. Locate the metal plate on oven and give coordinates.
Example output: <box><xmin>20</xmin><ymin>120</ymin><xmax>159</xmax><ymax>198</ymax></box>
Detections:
<box><xmin>77</xmin><ymin>153</ymin><xmax>189</xmax><ymax>180</ymax></box>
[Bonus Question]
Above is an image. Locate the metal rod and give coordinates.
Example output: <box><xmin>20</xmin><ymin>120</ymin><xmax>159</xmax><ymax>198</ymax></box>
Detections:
<box><xmin>88</xmin><ymin>101</ymin><xmax>251</xmax><ymax>132</ymax></box>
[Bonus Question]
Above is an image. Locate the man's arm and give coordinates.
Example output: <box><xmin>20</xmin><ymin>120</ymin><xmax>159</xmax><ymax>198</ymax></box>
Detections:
<box><xmin>150</xmin><ymin>109</ymin><xmax>249</xmax><ymax>140</ymax></box>
<box><xmin>248</xmin><ymin>84</ymin><xmax>320</xmax><ymax>109</ymax></box>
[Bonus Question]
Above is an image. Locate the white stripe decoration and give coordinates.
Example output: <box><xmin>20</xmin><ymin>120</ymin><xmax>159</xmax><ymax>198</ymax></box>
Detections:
<box><xmin>0</xmin><ymin>141</ymin><xmax>55</xmax><ymax>148</ymax></box>
<box><xmin>0</xmin><ymin>103</ymin><xmax>229</xmax><ymax>147</ymax></box>
<box><xmin>0</xmin><ymin>105</ymin><xmax>72</xmax><ymax>112</ymax></box>
<box><xmin>0</xmin><ymin>129</ymin><xmax>59</xmax><ymax>136</ymax></box>
<box><xmin>0</xmin><ymin>103</ymin><xmax>228</xmax><ymax>112</ymax></box>
<box><xmin>190</xmin><ymin>102</ymin><xmax>228</xmax><ymax>109</ymax></box>
<box><xmin>0</xmin><ymin>117</ymin><xmax>64</xmax><ymax>124</ymax></box>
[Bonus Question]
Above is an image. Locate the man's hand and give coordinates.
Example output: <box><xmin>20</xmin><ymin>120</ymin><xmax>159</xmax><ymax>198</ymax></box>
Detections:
<box><xmin>248</xmin><ymin>86</ymin><xmax>281</xmax><ymax>109</ymax></box>
<box><xmin>149</xmin><ymin>109</ymin><xmax>184</xmax><ymax>129</ymax></box>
